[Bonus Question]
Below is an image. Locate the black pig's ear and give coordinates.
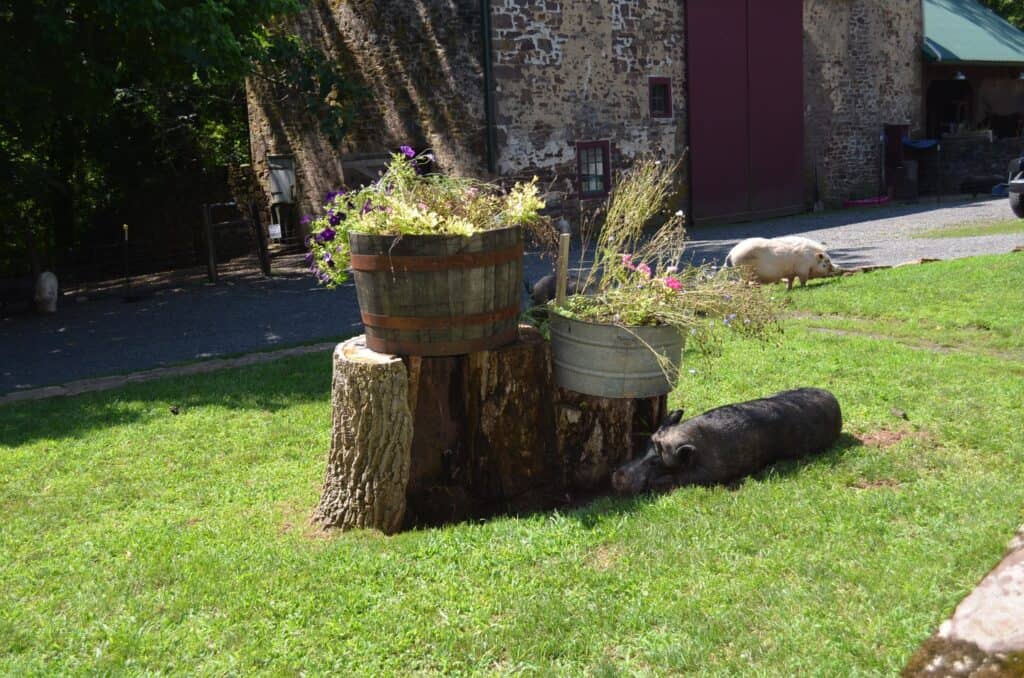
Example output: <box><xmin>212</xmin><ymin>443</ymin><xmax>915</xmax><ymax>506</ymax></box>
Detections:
<box><xmin>661</xmin><ymin>443</ymin><xmax>696</xmax><ymax>468</ymax></box>
<box><xmin>663</xmin><ymin>409</ymin><xmax>684</xmax><ymax>426</ymax></box>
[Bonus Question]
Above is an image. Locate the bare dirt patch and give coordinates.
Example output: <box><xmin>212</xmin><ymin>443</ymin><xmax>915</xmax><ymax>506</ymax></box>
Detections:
<box><xmin>857</xmin><ymin>429</ymin><xmax>929</xmax><ymax>448</ymax></box>
<box><xmin>277</xmin><ymin>500</ymin><xmax>339</xmax><ymax>541</ymax></box>
<box><xmin>587</xmin><ymin>544</ymin><xmax>623</xmax><ymax>571</ymax></box>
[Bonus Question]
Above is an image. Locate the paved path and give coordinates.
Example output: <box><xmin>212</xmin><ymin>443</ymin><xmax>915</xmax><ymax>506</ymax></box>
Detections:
<box><xmin>1</xmin><ymin>196</ymin><xmax>1021</xmax><ymax>398</ymax></box>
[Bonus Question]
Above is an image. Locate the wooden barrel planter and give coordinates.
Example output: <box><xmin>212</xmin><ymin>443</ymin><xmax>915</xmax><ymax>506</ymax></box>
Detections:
<box><xmin>349</xmin><ymin>226</ymin><xmax>524</xmax><ymax>356</ymax></box>
<box><xmin>549</xmin><ymin>315</ymin><xmax>683</xmax><ymax>398</ymax></box>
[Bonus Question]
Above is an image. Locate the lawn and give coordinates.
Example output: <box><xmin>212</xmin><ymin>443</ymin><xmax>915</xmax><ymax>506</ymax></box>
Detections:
<box><xmin>2</xmin><ymin>254</ymin><xmax>1022</xmax><ymax>675</ymax></box>
<box><xmin>912</xmin><ymin>218</ymin><xmax>1024</xmax><ymax>239</ymax></box>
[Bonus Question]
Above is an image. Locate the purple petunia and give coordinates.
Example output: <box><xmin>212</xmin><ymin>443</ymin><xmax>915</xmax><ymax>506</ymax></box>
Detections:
<box><xmin>315</xmin><ymin>227</ymin><xmax>336</xmax><ymax>244</ymax></box>
<box><xmin>325</xmin><ymin>189</ymin><xmax>346</xmax><ymax>202</ymax></box>
<box><xmin>328</xmin><ymin>211</ymin><xmax>345</xmax><ymax>226</ymax></box>
<box><xmin>361</xmin><ymin>200</ymin><xmax>373</xmax><ymax>215</ymax></box>
<box><xmin>300</xmin><ymin>214</ymin><xmax>313</xmax><ymax>226</ymax></box>
<box><xmin>400</xmin><ymin>145</ymin><xmax>416</xmax><ymax>158</ymax></box>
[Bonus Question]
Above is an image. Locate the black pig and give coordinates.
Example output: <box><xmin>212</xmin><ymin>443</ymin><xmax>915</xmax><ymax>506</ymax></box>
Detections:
<box><xmin>527</xmin><ymin>273</ymin><xmax>585</xmax><ymax>306</ymax></box>
<box><xmin>612</xmin><ymin>388</ymin><xmax>842</xmax><ymax>495</ymax></box>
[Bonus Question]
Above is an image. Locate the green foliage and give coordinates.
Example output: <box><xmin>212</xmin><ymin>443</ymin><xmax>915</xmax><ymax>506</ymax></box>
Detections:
<box><xmin>1</xmin><ymin>254</ymin><xmax>1023</xmax><ymax>674</ymax></box>
<box><xmin>307</xmin><ymin>151</ymin><xmax>552</xmax><ymax>287</ymax></box>
<box><xmin>552</xmin><ymin>159</ymin><xmax>779</xmax><ymax>350</ymax></box>
<box><xmin>979</xmin><ymin>0</ymin><xmax>1024</xmax><ymax>29</ymax></box>
<box><xmin>0</xmin><ymin>0</ymin><xmax>362</xmax><ymax>277</ymax></box>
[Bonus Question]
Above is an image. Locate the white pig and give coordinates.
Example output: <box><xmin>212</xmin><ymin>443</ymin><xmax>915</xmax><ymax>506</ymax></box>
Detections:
<box><xmin>725</xmin><ymin>236</ymin><xmax>837</xmax><ymax>289</ymax></box>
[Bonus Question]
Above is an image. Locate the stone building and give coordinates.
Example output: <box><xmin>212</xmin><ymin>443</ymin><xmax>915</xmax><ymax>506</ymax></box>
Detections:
<box><xmin>248</xmin><ymin>0</ymin><xmax>930</xmax><ymax>232</ymax></box>
<box><xmin>917</xmin><ymin>0</ymin><xmax>1024</xmax><ymax>194</ymax></box>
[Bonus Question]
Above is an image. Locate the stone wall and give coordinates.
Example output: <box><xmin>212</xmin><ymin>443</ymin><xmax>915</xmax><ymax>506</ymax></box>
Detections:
<box><xmin>490</xmin><ymin>0</ymin><xmax>687</xmax><ymax>203</ymax></box>
<box><xmin>916</xmin><ymin>134</ymin><xmax>1024</xmax><ymax>194</ymax></box>
<box><xmin>247</xmin><ymin>0</ymin><xmax>925</xmax><ymax>221</ymax></box>
<box><xmin>803</xmin><ymin>0</ymin><xmax>924</xmax><ymax>204</ymax></box>
<box><xmin>247</xmin><ymin>0</ymin><xmax>488</xmax><ymax>236</ymax></box>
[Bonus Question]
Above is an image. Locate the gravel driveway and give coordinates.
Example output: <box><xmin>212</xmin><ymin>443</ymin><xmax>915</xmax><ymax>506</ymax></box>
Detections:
<box><xmin>2</xmin><ymin>196</ymin><xmax>1021</xmax><ymax>397</ymax></box>
<box><xmin>683</xmin><ymin>196</ymin><xmax>1020</xmax><ymax>270</ymax></box>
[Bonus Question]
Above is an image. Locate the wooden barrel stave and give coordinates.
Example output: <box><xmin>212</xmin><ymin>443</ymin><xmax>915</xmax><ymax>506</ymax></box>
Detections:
<box><xmin>350</xmin><ymin>226</ymin><xmax>523</xmax><ymax>356</ymax></box>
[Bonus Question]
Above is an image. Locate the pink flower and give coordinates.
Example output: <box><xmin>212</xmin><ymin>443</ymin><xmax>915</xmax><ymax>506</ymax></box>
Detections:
<box><xmin>637</xmin><ymin>263</ymin><xmax>652</xmax><ymax>278</ymax></box>
<box><xmin>621</xmin><ymin>253</ymin><xmax>636</xmax><ymax>270</ymax></box>
<box><xmin>664</xmin><ymin>276</ymin><xmax>682</xmax><ymax>291</ymax></box>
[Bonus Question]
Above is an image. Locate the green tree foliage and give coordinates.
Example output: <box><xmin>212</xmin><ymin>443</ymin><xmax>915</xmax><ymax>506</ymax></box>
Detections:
<box><xmin>0</xmin><ymin>1</ymin><xmax>358</xmax><ymax>279</ymax></box>
<box><xmin>979</xmin><ymin>0</ymin><xmax>1024</xmax><ymax>30</ymax></box>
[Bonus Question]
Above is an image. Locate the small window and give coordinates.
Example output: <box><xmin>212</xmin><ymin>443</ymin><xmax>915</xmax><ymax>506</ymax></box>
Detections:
<box><xmin>649</xmin><ymin>77</ymin><xmax>672</xmax><ymax>118</ymax></box>
<box><xmin>577</xmin><ymin>141</ymin><xmax>611</xmax><ymax>198</ymax></box>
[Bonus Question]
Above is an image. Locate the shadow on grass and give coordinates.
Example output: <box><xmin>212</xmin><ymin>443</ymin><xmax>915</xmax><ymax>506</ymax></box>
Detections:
<box><xmin>0</xmin><ymin>350</ymin><xmax>334</xmax><ymax>447</ymax></box>
<box><xmin>567</xmin><ymin>432</ymin><xmax>864</xmax><ymax>530</ymax></box>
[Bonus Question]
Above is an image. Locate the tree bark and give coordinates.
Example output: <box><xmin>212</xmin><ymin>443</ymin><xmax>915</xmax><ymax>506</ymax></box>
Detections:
<box><xmin>403</xmin><ymin>327</ymin><xmax>558</xmax><ymax>527</ymax></box>
<box><xmin>554</xmin><ymin>388</ymin><xmax>667</xmax><ymax>491</ymax></box>
<box><xmin>316</xmin><ymin>327</ymin><xmax>667</xmax><ymax>532</ymax></box>
<box><xmin>312</xmin><ymin>336</ymin><xmax>413</xmax><ymax>534</ymax></box>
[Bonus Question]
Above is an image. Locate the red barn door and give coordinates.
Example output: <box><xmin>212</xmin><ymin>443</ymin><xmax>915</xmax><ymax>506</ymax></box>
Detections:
<box><xmin>687</xmin><ymin>0</ymin><xmax>804</xmax><ymax>224</ymax></box>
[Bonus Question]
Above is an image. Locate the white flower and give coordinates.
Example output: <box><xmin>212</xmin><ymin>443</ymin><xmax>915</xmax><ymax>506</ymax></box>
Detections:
<box><xmin>675</xmin><ymin>209</ymin><xmax>685</xmax><ymax>217</ymax></box>
<box><xmin>665</xmin><ymin>265</ymin><xmax>678</xmax><ymax>273</ymax></box>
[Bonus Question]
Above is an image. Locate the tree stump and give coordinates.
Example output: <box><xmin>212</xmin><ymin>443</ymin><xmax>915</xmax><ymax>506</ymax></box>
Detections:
<box><xmin>315</xmin><ymin>327</ymin><xmax>668</xmax><ymax>532</ymax></box>
<box><xmin>312</xmin><ymin>337</ymin><xmax>413</xmax><ymax>534</ymax></box>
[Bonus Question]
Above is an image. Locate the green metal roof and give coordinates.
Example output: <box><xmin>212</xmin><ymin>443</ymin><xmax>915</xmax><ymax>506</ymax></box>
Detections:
<box><xmin>924</xmin><ymin>0</ymin><xmax>1024</xmax><ymax>65</ymax></box>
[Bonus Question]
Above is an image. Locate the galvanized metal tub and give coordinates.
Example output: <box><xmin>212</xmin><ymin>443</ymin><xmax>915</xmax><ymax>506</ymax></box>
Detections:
<box><xmin>549</xmin><ymin>315</ymin><xmax>683</xmax><ymax>398</ymax></box>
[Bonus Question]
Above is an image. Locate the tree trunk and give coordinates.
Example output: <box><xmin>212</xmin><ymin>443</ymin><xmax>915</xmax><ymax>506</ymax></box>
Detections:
<box><xmin>554</xmin><ymin>388</ymin><xmax>667</xmax><ymax>491</ymax></box>
<box><xmin>312</xmin><ymin>336</ymin><xmax>413</xmax><ymax>534</ymax></box>
<box><xmin>402</xmin><ymin>328</ymin><xmax>558</xmax><ymax>527</ymax></box>
<box><xmin>316</xmin><ymin>327</ymin><xmax>668</xmax><ymax>532</ymax></box>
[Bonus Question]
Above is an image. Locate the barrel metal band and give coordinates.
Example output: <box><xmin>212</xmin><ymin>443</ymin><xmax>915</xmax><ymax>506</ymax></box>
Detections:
<box><xmin>361</xmin><ymin>304</ymin><xmax>519</xmax><ymax>330</ymax></box>
<box><xmin>350</xmin><ymin>242</ymin><xmax>523</xmax><ymax>273</ymax></box>
<box><xmin>365</xmin><ymin>327</ymin><xmax>519</xmax><ymax>357</ymax></box>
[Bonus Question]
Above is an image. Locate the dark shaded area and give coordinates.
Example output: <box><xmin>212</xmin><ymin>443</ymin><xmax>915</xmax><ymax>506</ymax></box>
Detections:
<box><xmin>309</xmin><ymin>0</ymin><xmax>486</xmax><ymax>166</ymax></box>
<box><xmin>0</xmin><ymin>349</ymin><xmax>334</xmax><ymax>448</ymax></box>
<box><xmin>903</xmin><ymin>634</ymin><xmax>1024</xmax><ymax>676</ymax></box>
<box><xmin>400</xmin><ymin>328</ymin><xmax>667</xmax><ymax>531</ymax></box>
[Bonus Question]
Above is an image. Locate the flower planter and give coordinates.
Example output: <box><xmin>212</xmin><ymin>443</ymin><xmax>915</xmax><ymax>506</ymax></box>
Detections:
<box><xmin>349</xmin><ymin>225</ymin><xmax>523</xmax><ymax>356</ymax></box>
<box><xmin>1009</xmin><ymin>179</ymin><xmax>1024</xmax><ymax>219</ymax></box>
<box><xmin>549</xmin><ymin>314</ymin><xmax>683</xmax><ymax>398</ymax></box>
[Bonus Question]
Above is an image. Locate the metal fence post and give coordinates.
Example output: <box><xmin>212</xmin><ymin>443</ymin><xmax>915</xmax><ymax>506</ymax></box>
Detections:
<box><xmin>203</xmin><ymin>203</ymin><xmax>218</xmax><ymax>283</ymax></box>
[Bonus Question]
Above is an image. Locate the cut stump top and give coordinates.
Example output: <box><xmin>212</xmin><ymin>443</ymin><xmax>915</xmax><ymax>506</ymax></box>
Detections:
<box><xmin>337</xmin><ymin>335</ymin><xmax>404</xmax><ymax>365</ymax></box>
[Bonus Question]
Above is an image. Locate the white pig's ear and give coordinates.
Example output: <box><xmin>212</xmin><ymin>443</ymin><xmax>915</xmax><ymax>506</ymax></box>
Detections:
<box><xmin>663</xmin><ymin>409</ymin><xmax>684</xmax><ymax>426</ymax></box>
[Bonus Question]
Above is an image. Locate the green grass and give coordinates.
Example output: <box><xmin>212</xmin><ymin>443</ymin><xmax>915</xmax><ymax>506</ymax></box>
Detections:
<box><xmin>912</xmin><ymin>218</ymin><xmax>1024</xmax><ymax>239</ymax></box>
<box><xmin>785</xmin><ymin>254</ymin><xmax>1024</xmax><ymax>351</ymax></box>
<box><xmin>2</xmin><ymin>255</ymin><xmax>1024</xmax><ymax>674</ymax></box>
